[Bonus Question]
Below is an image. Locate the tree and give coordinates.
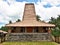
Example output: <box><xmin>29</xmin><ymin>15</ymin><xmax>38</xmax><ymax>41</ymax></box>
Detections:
<box><xmin>9</xmin><ymin>20</ymin><xmax>12</xmax><ymax>24</ymax></box>
<box><xmin>0</xmin><ymin>20</ymin><xmax>12</xmax><ymax>31</ymax></box>
<box><xmin>16</xmin><ymin>19</ymin><xmax>21</xmax><ymax>22</ymax></box>
<box><xmin>0</xmin><ymin>26</ymin><xmax>8</xmax><ymax>31</ymax></box>
<box><xmin>49</xmin><ymin>15</ymin><xmax>60</xmax><ymax>36</ymax></box>
<box><xmin>49</xmin><ymin>17</ymin><xmax>57</xmax><ymax>24</ymax></box>
<box><xmin>36</xmin><ymin>15</ymin><xmax>41</xmax><ymax>21</ymax></box>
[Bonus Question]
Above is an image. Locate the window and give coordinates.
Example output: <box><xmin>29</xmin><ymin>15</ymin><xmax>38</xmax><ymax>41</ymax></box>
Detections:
<box><xmin>34</xmin><ymin>27</ymin><xmax>38</xmax><ymax>33</ymax></box>
<box><xmin>43</xmin><ymin>27</ymin><xmax>48</xmax><ymax>32</ymax></box>
<box><xmin>11</xmin><ymin>27</ymin><xmax>16</xmax><ymax>32</ymax></box>
<box><xmin>20</xmin><ymin>27</ymin><xmax>25</xmax><ymax>33</ymax></box>
<box><xmin>12</xmin><ymin>27</ymin><xmax>16</xmax><ymax>30</ymax></box>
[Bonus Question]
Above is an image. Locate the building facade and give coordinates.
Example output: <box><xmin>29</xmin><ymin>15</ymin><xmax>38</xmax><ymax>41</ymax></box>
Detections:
<box><xmin>5</xmin><ymin>3</ymin><xmax>55</xmax><ymax>41</ymax></box>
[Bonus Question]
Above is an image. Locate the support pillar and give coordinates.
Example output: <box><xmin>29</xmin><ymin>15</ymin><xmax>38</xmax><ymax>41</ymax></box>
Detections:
<box><xmin>48</xmin><ymin>27</ymin><xmax>51</xmax><ymax>33</ymax></box>
<box><xmin>8</xmin><ymin>27</ymin><xmax>11</xmax><ymax>33</ymax></box>
<box><xmin>25</xmin><ymin>27</ymin><xmax>26</xmax><ymax>33</ymax></box>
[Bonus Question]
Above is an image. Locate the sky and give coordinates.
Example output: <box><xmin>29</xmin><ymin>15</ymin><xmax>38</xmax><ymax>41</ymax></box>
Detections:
<box><xmin>0</xmin><ymin>0</ymin><xmax>60</xmax><ymax>28</ymax></box>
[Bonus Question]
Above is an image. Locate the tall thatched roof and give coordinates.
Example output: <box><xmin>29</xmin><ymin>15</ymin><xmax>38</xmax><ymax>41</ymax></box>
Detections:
<box><xmin>5</xmin><ymin>3</ymin><xmax>55</xmax><ymax>27</ymax></box>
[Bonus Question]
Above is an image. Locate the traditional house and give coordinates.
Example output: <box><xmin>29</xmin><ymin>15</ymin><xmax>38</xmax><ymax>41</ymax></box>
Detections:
<box><xmin>0</xmin><ymin>30</ymin><xmax>7</xmax><ymax>42</ymax></box>
<box><xmin>5</xmin><ymin>3</ymin><xmax>55</xmax><ymax>41</ymax></box>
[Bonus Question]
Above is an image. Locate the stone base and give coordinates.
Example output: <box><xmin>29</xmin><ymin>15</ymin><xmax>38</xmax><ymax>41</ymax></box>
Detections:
<box><xmin>6</xmin><ymin>33</ymin><xmax>52</xmax><ymax>41</ymax></box>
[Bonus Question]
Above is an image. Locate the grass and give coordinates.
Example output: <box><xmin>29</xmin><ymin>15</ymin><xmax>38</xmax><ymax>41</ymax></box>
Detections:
<box><xmin>1</xmin><ymin>41</ymin><xmax>58</xmax><ymax>45</ymax></box>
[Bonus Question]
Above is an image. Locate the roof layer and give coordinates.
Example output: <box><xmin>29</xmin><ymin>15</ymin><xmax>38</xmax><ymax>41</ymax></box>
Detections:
<box><xmin>0</xmin><ymin>30</ymin><xmax>7</xmax><ymax>34</ymax></box>
<box><xmin>6</xmin><ymin>3</ymin><xmax>55</xmax><ymax>27</ymax></box>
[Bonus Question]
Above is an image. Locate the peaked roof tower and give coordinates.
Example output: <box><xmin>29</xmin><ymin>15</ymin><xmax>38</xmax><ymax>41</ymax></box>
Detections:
<box><xmin>6</xmin><ymin>3</ymin><xmax>55</xmax><ymax>27</ymax></box>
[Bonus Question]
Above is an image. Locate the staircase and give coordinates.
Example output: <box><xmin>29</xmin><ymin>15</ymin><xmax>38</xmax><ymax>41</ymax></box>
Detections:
<box><xmin>6</xmin><ymin>33</ymin><xmax>52</xmax><ymax>41</ymax></box>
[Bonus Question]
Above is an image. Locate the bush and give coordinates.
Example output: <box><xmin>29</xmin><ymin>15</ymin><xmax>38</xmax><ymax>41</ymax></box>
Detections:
<box><xmin>0</xmin><ymin>26</ymin><xmax>8</xmax><ymax>32</ymax></box>
<box><xmin>52</xmin><ymin>27</ymin><xmax>60</xmax><ymax>36</ymax></box>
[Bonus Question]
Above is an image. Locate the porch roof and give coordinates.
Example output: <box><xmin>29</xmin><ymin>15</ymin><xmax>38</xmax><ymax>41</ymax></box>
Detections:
<box><xmin>5</xmin><ymin>20</ymin><xmax>55</xmax><ymax>27</ymax></box>
<box><xmin>0</xmin><ymin>30</ymin><xmax>7</xmax><ymax>34</ymax></box>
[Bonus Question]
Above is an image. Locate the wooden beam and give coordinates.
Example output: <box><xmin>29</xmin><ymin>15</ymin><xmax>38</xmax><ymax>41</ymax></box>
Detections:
<box><xmin>48</xmin><ymin>27</ymin><xmax>51</xmax><ymax>33</ymax></box>
<box><xmin>8</xmin><ymin>27</ymin><xmax>12</xmax><ymax>33</ymax></box>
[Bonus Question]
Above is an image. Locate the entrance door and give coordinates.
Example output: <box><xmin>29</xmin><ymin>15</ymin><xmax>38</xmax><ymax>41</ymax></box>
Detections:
<box><xmin>26</xmin><ymin>27</ymin><xmax>33</xmax><ymax>33</ymax></box>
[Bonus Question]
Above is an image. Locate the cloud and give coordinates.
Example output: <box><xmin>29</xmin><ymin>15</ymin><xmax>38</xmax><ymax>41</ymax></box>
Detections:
<box><xmin>41</xmin><ymin>0</ymin><xmax>60</xmax><ymax>6</ymax></box>
<box><xmin>0</xmin><ymin>1</ymin><xmax>25</xmax><ymax>18</ymax></box>
<box><xmin>56</xmin><ymin>4</ymin><xmax>60</xmax><ymax>7</ymax></box>
<box><xmin>43</xmin><ymin>3</ymin><xmax>53</xmax><ymax>8</ymax></box>
<box><xmin>16</xmin><ymin>0</ymin><xmax>38</xmax><ymax>3</ymax></box>
<box><xmin>35</xmin><ymin>2</ymin><xmax>60</xmax><ymax>22</ymax></box>
<box><xmin>0</xmin><ymin>0</ymin><xmax>26</xmax><ymax>28</ymax></box>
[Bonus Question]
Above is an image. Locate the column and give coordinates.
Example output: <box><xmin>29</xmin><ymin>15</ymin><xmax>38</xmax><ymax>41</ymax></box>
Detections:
<box><xmin>48</xmin><ymin>27</ymin><xmax>51</xmax><ymax>33</ymax></box>
<box><xmin>8</xmin><ymin>27</ymin><xmax>11</xmax><ymax>33</ymax></box>
<box><xmin>25</xmin><ymin>27</ymin><xmax>26</xmax><ymax>33</ymax></box>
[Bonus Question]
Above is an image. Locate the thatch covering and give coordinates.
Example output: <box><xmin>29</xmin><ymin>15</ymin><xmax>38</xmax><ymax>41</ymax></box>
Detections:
<box><xmin>0</xmin><ymin>30</ymin><xmax>7</xmax><ymax>34</ymax></box>
<box><xmin>5</xmin><ymin>3</ymin><xmax>55</xmax><ymax>27</ymax></box>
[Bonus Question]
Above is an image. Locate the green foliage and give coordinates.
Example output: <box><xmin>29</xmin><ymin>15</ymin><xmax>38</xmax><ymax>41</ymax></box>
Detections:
<box><xmin>36</xmin><ymin>15</ymin><xmax>41</xmax><ymax>21</ymax></box>
<box><xmin>49</xmin><ymin>17</ymin><xmax>57</xmax><ymax>24</ymax></box>
<box><xmin>52</xmin><ymin>27</ymin><xmax>60</xmax><ymax>36</ymax></box>
<box><xmin>9</xmin><ymin>20</ymin><xmax>12</xmax><ymax>24</ymax></box>
<box><xmin>16</xmin><ymin>19</ymin><xmax>21</xmax><ymax>22</ymax></box>
<box><xmin>49</xmin><ymin>15</ymin><xmax>60</xmax><ymax>36</ymax></box>
<box><xmin>0</xmin><ymin>26</ymin><xmax>8</xmax><ymax>32</ymax></box>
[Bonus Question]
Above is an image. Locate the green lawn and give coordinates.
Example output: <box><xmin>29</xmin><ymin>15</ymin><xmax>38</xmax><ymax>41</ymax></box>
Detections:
<box><xmin>1</xmin><ymin>41</ymin><xmax>58</xmax><ymax>45</ymax></box>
